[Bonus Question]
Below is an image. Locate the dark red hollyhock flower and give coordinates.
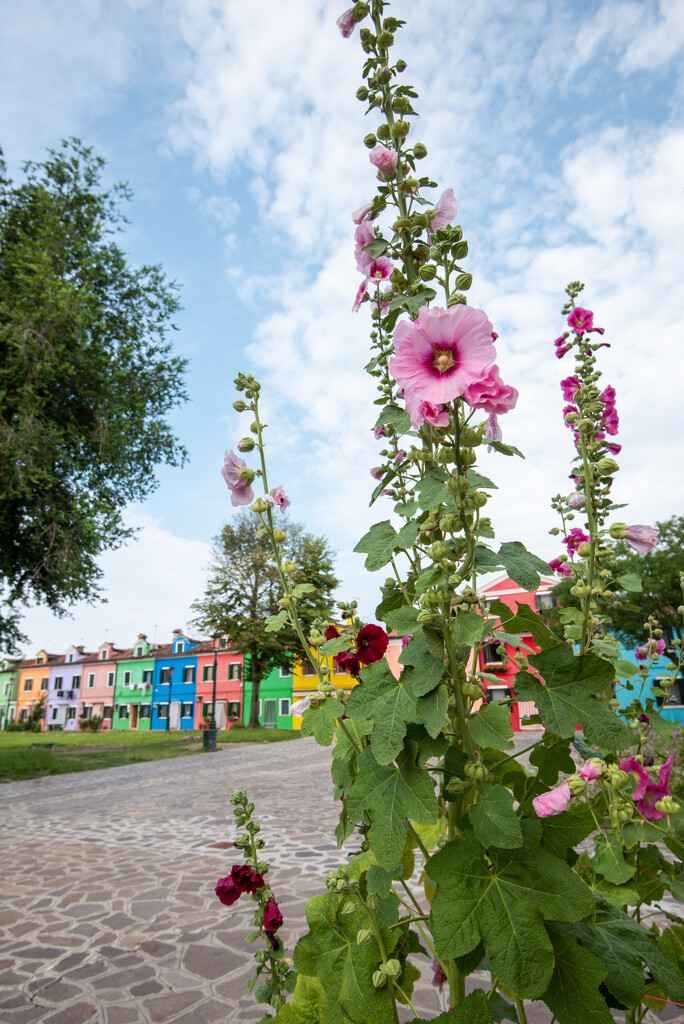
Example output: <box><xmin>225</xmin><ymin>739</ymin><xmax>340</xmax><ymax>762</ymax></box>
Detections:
<box><xmin>335</xmin><ymin>649</ymin><xmax>361</xmax><ymax>677</ymax></box>
<box><xmin>263</xmin><ymin>896</ymin><xmax>283</xmax><ymax>949</ymax></box>
<box><xmin>215</xmin><ymin>876</ymin><xmax>241</xmax><ymax>907</ymax></box>
<box><xmin>230</xmin><ymin>864</ymin><xmax>265</xmax><ymax>894</ymax></box>
<box><xmin>356</xmin><ymin>624</ymin><xmax>389</xmax><ymax>665</ymax></box>
<box><xmin>325</xmin><ymin>624</ymin><xmax>340</xmax><ymax>640</ymax></box>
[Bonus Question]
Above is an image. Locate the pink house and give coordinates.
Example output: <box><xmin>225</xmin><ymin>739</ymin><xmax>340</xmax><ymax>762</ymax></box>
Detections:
<box><xmin>194</xmin><ymin>639</ymin><xmax>245</xmax><ymax>729</ymax></box>
<box><xmin>78</xmin><ymin>640</ymin><xmax>125</xmax><ymax>729</ymax></box>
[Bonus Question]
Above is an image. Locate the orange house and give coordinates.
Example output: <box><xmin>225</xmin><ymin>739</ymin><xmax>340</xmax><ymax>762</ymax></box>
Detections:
<box><xmin>15</xmin><ymin>649</ymin><xmax>60</xmax><ymax>725</ymax></box>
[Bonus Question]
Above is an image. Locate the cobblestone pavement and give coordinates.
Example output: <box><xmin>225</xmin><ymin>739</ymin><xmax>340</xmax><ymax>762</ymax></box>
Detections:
<box><xmin>0</xmin><ymin>734</ymin><xmax>679</xmax><ymax>1024</ymax></box>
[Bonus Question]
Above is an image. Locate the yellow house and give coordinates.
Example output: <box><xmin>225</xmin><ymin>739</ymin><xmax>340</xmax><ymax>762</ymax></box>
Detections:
<box><xmin>291</xmin><ymin>645</ymin><xmax>358</xmax><ymax>729</ymax></box>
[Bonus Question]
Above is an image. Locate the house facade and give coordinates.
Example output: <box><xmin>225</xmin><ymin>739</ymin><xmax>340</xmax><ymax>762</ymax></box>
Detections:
<box><xmin>45</xmin><ymin>646</ymin><xmax>90</xmax><ymax>731</ymax></box>
<box><xmin>112</xmin><ymin>636</ymin><xmax>155</xmax><ymax>731</ymax></box>
<box><xmin>0</xmin><ymin>658</ymin><xmax>21</xmax><ymax>729</ymax></box>
<box><xmin>193</xmin><ymin>639</ymin><xmax>244</xmax><ymax>729</ymax></box>
<box><xmin>150</xmin><ymin>630</ymin><xmax>199</xmax><ymax>731</ymax></box>
<box><xmin>77</xmin><ymin>642</ymin><xmax>124</xmax><ymax>729</ymax></box>
<box><xmin>15</xmin><ymin>650</ymin><xmax>59</xmax><ymax>725</ymax></box>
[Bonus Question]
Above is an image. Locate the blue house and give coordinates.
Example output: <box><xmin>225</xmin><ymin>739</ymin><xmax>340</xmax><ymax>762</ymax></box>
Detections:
<box><xmin>614</xmin><ymin>645</ymin><xmax>684</xmax><ymax>728</ymax></box>
<box><xmin>150</xmin><ymin>630</ymin><xmax>200</xmax><ymax>731</ymax></box>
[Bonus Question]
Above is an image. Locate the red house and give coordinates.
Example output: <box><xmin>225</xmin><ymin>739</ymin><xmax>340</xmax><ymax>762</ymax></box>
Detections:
<box><xmin>476</xmin><ymin>573</ymin><xmax>556</xmax><ymax>731</ymax></box>
<box><xmin>193</xmin><ymin>638</ymin><xmax>245</xmax><ymax>729</ymax></box>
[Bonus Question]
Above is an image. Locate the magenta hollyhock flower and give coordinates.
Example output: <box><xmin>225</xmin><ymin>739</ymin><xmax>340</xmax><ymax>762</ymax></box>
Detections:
<box><xmin>563</xmin><ymin>527</ymin><xmax>590</xmax><ymax>556</ymax></box>
<box><xmin>290</xmin><ymin>696</ymin><xmax>311</xmax><ymax>716</ymax></box>
<box><xmin>373</xmin><ymin>423</ymin><xmax>388</xmax><ymax>439</ymax></box>
<box><xmin>231</xmin><ymin>864</ymin><xmax>265</xmax><ymax>894</ymax></box>
<box><xmin>354</xmin><ymin>221</ymin><xmax>376</xmax><ymax>273</ymax></box>
<box><xmin>403</xmin><ymin>388</ymin><xmax>450</xmax><ymax>430</ymax></box>
<box><xmin>560</xmin><ymin>376</ymin><xmax>581</xmax><ymax>402</ymax></box>
<box><xmin>554</xmin><ymin>336</ymin><xmax>570</xmax><ymax>359</ymax></box>
<box><xmin>605</xmin><ymin>441</ymin><xmax>622</xmax><ymax>455</ymax></box>
<box><xmin>221</xmin><ymin>450</ymin><xmax>255</xmax><ymax>507</ymax></box>
<box><xmin>357</xmin><ymin>624</ymin><xmax>389</xmax><ymax>665</ymax></box>
<box><xmin>401</xmin><ymin>634</ymin><xmax>412</xmax><ymax>649</ymax></box>
<box><xmin>336</xmin><ymin>8</ymin><xmax>355</xmax><ymax>37</ymax></box>
<box><xmin>352</xmin><ymin>202</ymin><xmax>373</xmax><ymax>224</ymax></box>
<box><xmin>336</xmin><ymin>649</ymin><xmax>361</xmax><ymax>677</ymax></box>
<box><xmin>369</xmin><ymin>145</ymin><xmax>398</xmax><ymax>179</ymax></box>
<box><xmin>366</xmin><ymin>255</ymin><xmax>394</xmax><ymax>282</ymax></box>
<box><xmin>395</xmin><ymin>451</ymin><xmax>405</xmax><ymax>462</ymax></box>
<box><xmin>215</xmin><ymin>876</ymin><xmax>241</xmax><ymax>907</ymax></box>
<box><xmin>266</xmin><ymin>486</ymin><xmax>290</xmax><ymax>514</ymax></box>
<box><xmin>388</xmin><ymin>305</ymin><xmax>496</xmax><ymax>405</ymax></box>
<box><xmin>567</xmin><ymin>307</ymin><xmax>594</xmax><ymax>335</ymax></box>
<box><xmin>533</xmin><ymin>781</ymin><xmax>573</xmax><ymax>818</ymax></box>
<box><xmin>620</xmin><ymin>756</ymin><xmax>673</xmax><ymax>820</ymax></box>
<box><xmin>352</xmin><ymin>280</ymin><xmax>368</xmax><ymax>312</ymax></box>
<box><xmin>579</xmin><ymin>760</ymin><xmax>603</xmax><ymax>782</ymax></box>
<box><xmin>370</xmin><ymin>466</ymin><xmax>384</xmax><ymax>480</ymax></box>
<box><xmin>548</xmin><ymin>557</ymin><xmax>571</xmax><ymax>578</ymax></box>
<box><xmin>427</xmin><ymin>188</ymin><xmax>458</xmax><ymax>236</ymax></box>
<box><xmin>624</xmin><ymin>524</ymin><xmax>658</xmax><ymax>554</ymax></box>
<box><xmin>463</xmin><ymin>364</ymin><xmax>519</xmax><ymax>416</ymax></box>
<box><xmin>431</xmin><ymin>958</ymin><xmax>447</xmax><ymax>991</ymax></box>
<box><xmin>636</xmin><ymin>639</ymin><xmax>666</xmax><ymax>661</ymax></box>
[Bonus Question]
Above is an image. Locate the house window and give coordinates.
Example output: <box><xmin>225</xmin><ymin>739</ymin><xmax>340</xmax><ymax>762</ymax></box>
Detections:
<box><xmin>72</xmin><ymin>675</ymin><xmax>81</xmax><ymax>690</ymax></box>
<box><xmin>19</xmin><ymin>709</ymin><xmax>27</xmax><ymax>720</ymax></box>
<box><xmin>227</xmin><ymin>701</ymin><xmax>241</xmax><ymax>718</ymax></box>
<box><xmin>228</xmin><ymin>663</ymin><xmax>241</xmax><ymax>680</ymax></box>
<box><xmin>279</xmin><ymin>699</ymin><xmax>290</xmax><ymax>717</ymax></box>
<box><xmin>203</xmin><ymin>665</ymin><xmax>215</xmax><ymax>682</ymax></box>
<box><xmin>300</xmin><ymin>662</ymin><xmax>316</xmax><ymax>676</ymax></box>
<box><xmin>67</xmin><ymin>707</ymin><xmax>76</xmax><ymax>719</ymax></box>
<box><xmin>36</xmin><ymin>656</ymin><xmax>44</xmax><ymax>664</ymax></box>
<box><xmin>119</xmin><ymin>706</ymin><xmax>129</xmax><ymax>719</ymax></box>
<box><xmin>181</xmin><ymin>703</ymin><xmax>193</xmax><ymax>718</ymax></box>
<box><xmin>87</xmin><ymin>673</ymin><xmax>95</xmax><ymax>689</ymax></box>
<box><xmin>182</xmin><ymin>666</ymin><xmax>195</xmax><ymax>683</ymax></box>
<box><xmin>157</xmin><ymin>704</ymin><xmax>169</xmax><ymax>719</ymax></box>
<box><xmin>107</xmin><ymin>672</ymin><xmax>115</xmax><ymax>688</ymax></box>
<box><xmin>51</xmin><ymin>708</ymin><xmax>58</xmax><ymax>720</ymax></box>
<box><xmin>482</xmin><ymin>642</ymin><xmax>505</xmax><ymax>667</ymax></box>
<box><xmin>279</xmin><ymin>665</ymin><xmax>291</xmax><ymax>678</ymax></box>
<box><xmin>486</xmin><ymin>686</ymin><xmax>510</xmax><ymax>703</ymax></box>
<box><xmin>103</xmin><ymin>706</ymin><xmax>113</xmax><ymax>719</ymax></box>
<box><xmin>81</xmin><ymin>705</ymin><xmax>91</xmax><ymax>719</ymax></box>
<box><xmin>140</xmin><ymin>704</ymin><xmax>151</xmax><ymax>719</ymax></box>
<box><xmin>67</xmin><ymin>654</ymin><xmax>73</xmax><ymax>663</ymax></box>
<box><xmin>40</xmin><ymin>677</ymin><xmax>49</xmax><ymax>692</ymax></box>
<box><xmin>174</xmin><ymin>641</ymin><xmax>184</xmax><ymax>653</ymax></box>
<box><xmin>203</xmin><ymin>702</ymin><xmax>214</xmax><ymax>718</ymax></box>
<box><xmin>134</xmin><ymin>646</ymin><xmax>143</xmax><ymax>657</ymax></box>
<box><xmin>258</xmin><ymin>700</ymin><xmax>262</xmax><ymax>716</ymax></box>
<box><xmin>23</xmin><ymin>678</ymin><xmax>33</xmax><ymax>692</ymax></box>
<box><xmin>123</xmin><ymin>671</ymin><xmax>131</xmax><ymax>686</ymax></box>
<box><xmin>535</xmin><ymin>593</ymin><xmax>556</xmax><ymax>612</ymax></box>
<box><xmin>54</xmin><ymin>676</ymin><xmax>63</xmax><ymax>689</ymax></box>
<box><xmin>333</xmin><ymin>663</ymin><xmax>348</xmax><ymax>675</ymax></box>
<box><xmin>220</xmin><ymin>637</ymin><xmax>227</xmax><ymax>649</ymax></box>
<box><xmin>160</xmin><ymin>668</ymin><xmax>172</xmax><ymax>684</ymax></box>
<box><xmin>4</xmin><ymin>683</ymin><xmax>11</xmax><ymax>696</ymax></box>
<box><xmin>100</xmin><ymin>649</ymin><xmax>108</xmax><ymax>660</ymax></box>
<box><xmin>142</xmin><ymin>670</ymin><xmax>153</xmax><ymax>684</ymax></box>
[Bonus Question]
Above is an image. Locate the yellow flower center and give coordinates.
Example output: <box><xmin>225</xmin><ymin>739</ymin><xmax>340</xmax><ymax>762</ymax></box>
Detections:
<box><xmin>433</xmin><ymin>349</ymin><xmax>454</xmax><ymax>373</ymax></box>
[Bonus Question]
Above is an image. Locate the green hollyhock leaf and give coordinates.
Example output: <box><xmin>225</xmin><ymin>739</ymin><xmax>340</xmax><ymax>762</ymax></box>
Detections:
<box><xmin>515</xmin><ymin>646</ymin><xmax>633</xmax><ymax>750</ymax></box>
<box><xmin>442</xmin><ymin>745</ymin><xmax>467</xmax><ymax>802</ymax></box>
<box><xmin>416</xmin><ymin>683</ymin><xmax>449</xmax><ymax>738</ymax></box>
<box><xmin>408</xmin><ymin>990</ymin><xmax>494</xmax><ymax>1024</ymax></box>
<box><xmin>468</xmin><ymin>785</ymin><xmax>523</xmax><ymax>850</ymax></box>
<box><xmin>414</xmin><ymin>564</ymin><xmax>442</xmax><ymax>595</ymax></box>
<box><xmin>632</xmin><ymin>844</ymin><xmax>667</xmax><ymax>904</ymax></box>
<box><xmin>563</xmin><ymin>896</ymin><xmax>684</xmax><ymax>1006</ymax></box>
<box><xmin>320</xmin><ymin>634</ymin><xmax>353</xmax><ymax>654</ymax></box>
<box><xmin>614</xmin><ymin>659</ymin><xmax>639</xmax><ymax>679</ymax></box>
<box><xmin>428</xmin><ymin>824</ymin><xmax>593</xmax><ymax>998</ymax></box>
<box><xmin>354</xmin><ymin>519</ymin><xmax>420</xmax><ymax>571</ymax></box>
<box><xmin>399</xmin><ymin>632</ymin><xmax>445</xmax><ymax>692</ymax></box>
<box><xmin>346</xmin><ymin>660</ymin><xmax>416</xmax><ymax>764</ymax></box>
<box><xmin>617</xmin><ymin>572</ymin><xmax>642</xmax><ymax>592</ymax></box>
<box><xmin>376</xmin><ymin>402</ymin><xmax>412</xmax><ymax>435</ymax></box>
<box><xmin>469</xmin><ymin>701</ymin><xmax>514</xmax><ymax>751</ymax></box>
<box><xmin>592</xmin><ymin>835</ymin><xmax>636</xmax><ymax>885</ymax></box>
<box><xmin>539</xmin><ymin>802</ymin><xmax>596</xmax><ymax>859</ymax></box>
<box><xmin>489</xmin><ymin>600</ymin><xmax>563</xmax><ymax>650</ymax></box>
<box><xmin>300</xmin><ymin>698</ymin><xmax>344</xmax><ymax>747</ymax></box>
<box><xmin>346</xmin><ymin>746</ymin><xmax>438</xmax><ymax>870</ymax></box>
<box><xmin>530</xmin><ymin>740</ymin><xmax>575</xmax><ymax>785</ymax></box>
<box><xmin>647</xmin><ymin>710</ymin><xmax>676</xmax><ymax>742</ymax></box>
<box><xmin>620</xmin><ymin>819</ymin><xmax>665</xmax><ymax>848</ymax></box>
<box><xmin>293</xmin><ymin>892</ymin><xmax>397</xmax><ymax>1024</ymax></box>
<box><xmin>659</xmin><ymin>926</ymin><xmax>684</xmax><ymax>987</ymax></box>
<box><xmin>366</xmin><ymin>863</ymin><xmax>394</xmax><ymax>899</ymax></box>
<box><xmin>383</xmin><ymin>605</ymin><xmax>421</xmax><ymax>635</ymax></box>
<box><xmin>468</xmin><ymin>471</ymin><xmax>498</xmax><ymax>490</ymax></box>
<box><xmin>497</xmin><ymin>541</ymin><xmax>554</xmax><ymax>591</ymax></box>
<box><xmin>489</xmin><ymin>992</ymin><xmax>519</xmax><ymax>1024</ymax></box>
<box><xmin>415</xmin><ymin>467</ymin><xmax>450</xmax><ymax>509</ymax></box>
<box><xmin>486</xmin><ymin>438</ymin><xmax>525</xmax><ymax>458</ymax></box>
<box><xmin>542</xmin><ymin>930</ymin><xmax>613</xmax><ymax>1024</ymax></box>
<box><xmin>265</xmin><ymin>609</ymin><xmax>289</xmax><ymax>632</ymax></box>
<box><xmin>450</xmin><ymin>611</ymin><xmax>492</xmax><ymax>646</ymax></box>
<box><xmin>592</xmin><ymin>879</ymin><xmax>640</xmax><ymax>910</ymax></box>
<box><xmin>275</xmin><ymin>974</ymin><xmax>329</xmax><ymax>1024</ymax></box>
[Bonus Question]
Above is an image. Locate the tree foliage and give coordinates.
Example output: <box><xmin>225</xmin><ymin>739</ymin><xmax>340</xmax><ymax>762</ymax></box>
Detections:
<box><xmin>190</xmin><ymin>512</ymin><xmax>339</xmax><ymax>727</ymax></box>
<box><xmin>0</xmin><ymin>140</ymin><xmax>188</xmax><ymax>652</ymax></box>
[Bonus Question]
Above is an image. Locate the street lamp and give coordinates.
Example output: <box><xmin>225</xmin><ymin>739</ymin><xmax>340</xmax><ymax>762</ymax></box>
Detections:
<box><xmin>165</xmin><ymin>665</ymin><xmax>174</xmax><ymax>732</ymax></box>
<box><xmin>203</xmin><ymin>632</ymin><xmax>221</xmax><ymax>752</ymax></box>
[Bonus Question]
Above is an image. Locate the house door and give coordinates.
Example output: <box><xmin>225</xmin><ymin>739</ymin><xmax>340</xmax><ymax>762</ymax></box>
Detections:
<box><xmin>170</xmin><ymin>701</ymin><xmax>181</xmax><ymax>730</ymax></box>
<box><xmin>130</xmin><ymin>704</ymin><xmax>139</xmax><ymax>730</ymax></box>
<box><xmin>263</xmin><ymin>699</ymin><xmax>277</xmax><ymax>729</ymax></box>
<box><xmin>215</xmin><ymin>702</ymin><xmax>227</xmax><ymax>729</ymax></box>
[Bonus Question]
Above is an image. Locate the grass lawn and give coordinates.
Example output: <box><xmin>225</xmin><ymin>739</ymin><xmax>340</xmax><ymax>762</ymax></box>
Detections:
<box><xmin>0</xmin><ymin>727</ymin><xmax>301</xmax><ymax>782</ymax></box>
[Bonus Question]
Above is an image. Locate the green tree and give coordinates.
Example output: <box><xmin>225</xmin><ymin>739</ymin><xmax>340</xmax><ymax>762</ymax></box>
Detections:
<box><xmin>191</xmin><ymin>512</ymin><xmax>339</xmax><ymax>728</ymax></box>
<box><xmin>551</xmin><ymin>514</ymin><xmax>684</xmax><ymax>663</ymax></box>
<box><xmin>0</xmin><ymin>140</ymin><xmax>188</xmax><ymax>652</ymax></box>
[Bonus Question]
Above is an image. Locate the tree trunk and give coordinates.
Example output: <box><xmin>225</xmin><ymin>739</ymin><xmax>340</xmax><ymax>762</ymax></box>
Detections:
<box><xmin>247</xmin><ymin>649</ymin><xmax>262</xmax><ymax>729</ymax></box>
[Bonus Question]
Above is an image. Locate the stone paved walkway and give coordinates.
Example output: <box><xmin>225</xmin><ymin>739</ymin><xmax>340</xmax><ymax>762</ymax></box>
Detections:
<box><xmin>0</xmin><ymin>735</ymin><xmax>680</xmax><ymax>1023</ymax></box>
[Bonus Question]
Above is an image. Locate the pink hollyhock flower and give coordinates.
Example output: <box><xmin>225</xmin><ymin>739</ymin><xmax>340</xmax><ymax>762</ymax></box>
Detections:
<box><xmin>549</xmin><ymin>557</ymin><xmax>571</xmax><ymax>578</ymax></box>
<box><xmin>370</xmin><ymin>467</ymin><xmax>384</xmax><ymax>480</ymax></box>
<box><xmin>354</xmin><ymin>221</ymin><xmax>376</xmax><ymax>273</ymax></box>
<box><xmin>336</xmin><ymin>8</ymin><xmax>355</xmax><ymax>37</ymax></box>
<box><xmin>554</xmin><ymin>336</ymin><xmax>570</xmax><ymax>359</ymax></box>
<box><xmin>564</xmin><ymin>527</ymin><xmax>590</xmax><ymax>556</ymax></box>
<box><xmin>560</xmin><ymin>376</ymin><xmax>581</xmax><ymax>402</ymax></box>
<box><xmin>533</xmin><ymin>781</ymin><xmax>572</xmax><ymax>817</ymax></box>
<box><xmin>427</xmin><ymin>188</ymin><xmax>458</xmax><ymax>236</ymax></box>
<box><xmin>352</xmin><ymin>280</ymin><xmax>368</xmax><ymax>312</ymax></box>
<box><xmin>620</xmin><ymin>755</ymin><xmax>673</xmax><ymax>820</ymax></box>
<box><xmin>215</xmin><ymin>876</ymin><xmax>241</xmax><ymax>907</ymax></box>
<box><xmin>395</xmin><ymin>451</ymin><xmax>405</xmax><ymax>462</ymax></box>
<box><xmin>401</xmin><ymin>634</ymin><xmax>412</xmax><ymax>649</ymax></box>
<box><xmin>369</xmin><ymin>145</ymin><xmax>398</xmax><ymax>179</ymax></box>
<box><xmin>485</xmin><ymin>412</ymin><xmax>502</xmax><ymax>445</ymax></box>
<box><xmin>463</xmin><ymin>365</ymin><xmax>519</xmax><ymax>416</ymax></box>
<box><xmin>579</xmin><ymin>760</ymin><xmax>603</xmax><ymax>782</ymax></box>
<box><xmin>357</xmin><ymin>624</ymin><xmax>389</xmax><ymax>665</ymax></box>
<box><xmin>606</xmin><ymin>441</ymin><xmax>622</xmax><ymax>455</ymax></box>
<box><xmin>636</xmin><ymin>639</ymin><xmax>666</xmax><ymax>661</ymax></box>
<box><xmin>222</xmin><ymin>450</ymin><xmax>255</xmax><ymax>507</ymax></box>
<box><xmin>567</xmin><ymin>492</ymin><xmax>585</xmax><ymax>509</ymax></box>
<box><xmin>266</xmin><ymin>486</ymin><xmax>290</xmax><ymax>514</ymax></box>
<box><xmin>366</xmin><ymin>255</ymin><xmax>394</xmax><ymax>282</ymax></box>
<box><xmin>352</xmin><ymin>202</ymin><xmax>373</xmax><ymax>224</ymax></box>
<box><xmin>374</xmin><ymin>423</ymin><xmax>388</xmax><ymax>439</ymax></box>
<box><xmin>567</xmin><ymin>307</ymin><xmax>594</xmax><ymax>335</ymax></box>
<box><xmin>623</xmin><ymin>524</ymin><xmax>658</xmax><ymax>554</ymax></box>
<box><xmin>388</xmin><ymin>305</ymin><xmax>496</xmax><ymax>405</ymax></box>
<box><xmin>290</xmin><ymin>696</ymin><xmax>311</xmax><ymax>716</ymax></box>
<box><xmin>403</xmin><ymin>388</ymin><xmax>450</xmax><ymax>430</ymax></box>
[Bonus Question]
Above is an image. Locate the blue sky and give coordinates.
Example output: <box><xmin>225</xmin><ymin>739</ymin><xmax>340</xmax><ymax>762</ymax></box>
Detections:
<box><xmin>2</xmin><ymin>0</ymin><xmax>683</xmax><ymax>655</ymax></box>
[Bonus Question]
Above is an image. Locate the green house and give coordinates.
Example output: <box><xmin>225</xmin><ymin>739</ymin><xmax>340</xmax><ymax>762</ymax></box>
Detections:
<box><xmin>0</xmin><ymin>658</ymin><xmax>20</xmax><ymax>729</ymax></box>
<box><xmin>242</xmin><ymin>658</ymin><xmax>293</xmax><ymax>730</ymax></box>
<box><xmin>112</xmin><ymin>635</ymin><xmax>155</xmax><ymax>731</ymax></box>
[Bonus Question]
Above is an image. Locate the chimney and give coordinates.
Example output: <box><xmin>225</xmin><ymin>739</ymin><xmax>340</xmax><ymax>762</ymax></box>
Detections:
<box><xmin>137</xmin><ymin>634</ymin><xmax>147</xmax><ymax>641</ymax></box>
<box><xmin>172</xmin><ymin>629</ymin><xmax>182</xmax><ymax>637</ymax></box>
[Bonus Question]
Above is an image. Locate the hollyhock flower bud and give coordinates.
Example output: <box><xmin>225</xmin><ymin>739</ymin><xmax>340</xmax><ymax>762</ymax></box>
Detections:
<box><xmin>533</xmin><ymin>781</ymin><xmax>572</xmax><ymax>817</ymax></box>
<box><xmin>579</xmin><ymin>759</ymin><xmax>605</xmax><ymax>782</ymax></box>
<box><xmin>233</xmin><ymin>399</ymin><xmax>248</xmax><ymax>412</ymax></box>
<box><xmin>554</xmin><ymin>336</ymin><xmax>570</xmax><ymax>358</ymax></box>
<box><xmin>237</xmin><ymin>437</ymin><xmax>255</xmax><ymax>452</ymax></box>
<box><xmin>263</xmin><ymin>896</ymin><xmax>283</xmax><ymax>934</ymax></box>
<box><xmin>413</xmin><ymin>142</ymin><xmax>427</xmax><ymax>158</ymax></box>
<box><xmin>370</xmin><ymin>467</ymin><xmax>384</xmax><ymax>480</ymax></box>
<box><xmin>577</xmin><ymin>541</ymin><xmax>591</xmax><ymax>557</ymax></box>
<box><xmin>251</xmin><ymin>497</ymin><xmax>269</xmax><ymax>513</ymax></box>
<box><xmin>352</xmin><ymin>202</ymin><xmax>373</xmax><ymax>224</ymax></box>
<box><xmin>597</xmin><ymin>457</ymin><xmax>619</xmax><ymax>475</ymax></box>
<box><xmin>215</xmin><ymin>876</ymin><xmax>241</xmax><ymax>906</ymax></box>
<box><xmin>567</xmin><ymin>307</ymin><xmax>594</xmax><ymax>335</ymax></box>
<box><xmin>369</xmin><ymin>145</ymin><xmax>399</xmax><ymax>179</ymax></box>
<box><xmin>568</xmin><ymin>776</ymin><xmax>587</xmax><ymax>796</ymax></box>
<box><xmin>567</xmin><ymin>491</ymin><xmax>585</xmax><ymax>509</ymax></box>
